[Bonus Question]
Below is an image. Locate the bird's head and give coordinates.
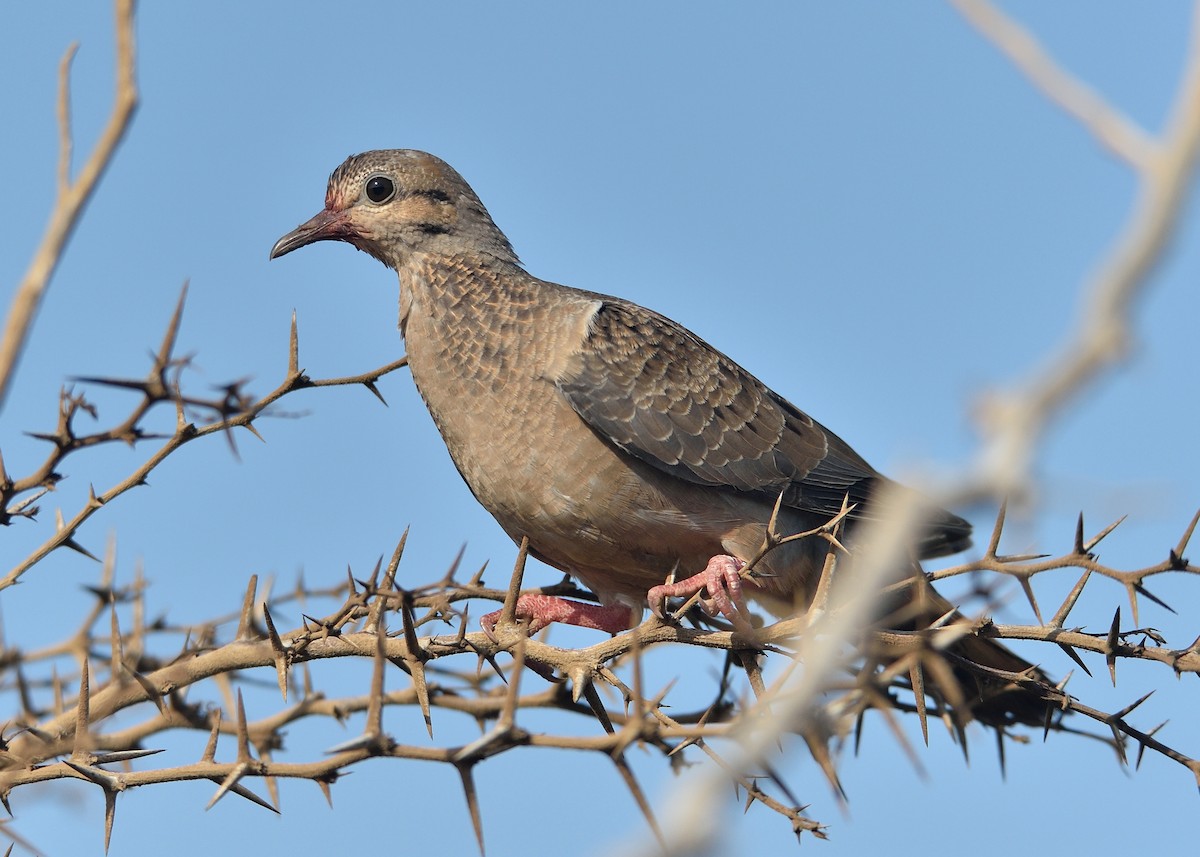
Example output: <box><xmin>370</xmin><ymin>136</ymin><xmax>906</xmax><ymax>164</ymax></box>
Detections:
<box><xmin>270</xmin><ymin>149</ymin><xmax>517</xmax><ymax>269</ymax></box>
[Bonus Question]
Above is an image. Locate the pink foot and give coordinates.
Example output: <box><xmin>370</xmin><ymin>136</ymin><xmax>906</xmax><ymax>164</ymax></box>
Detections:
<box><xmin>481</xmin><ymin>593</ymin><xmax>636</xmax><ymax>638</ymax></box>
<box><xmin>647</xmin><ymin>555</ymin><xmax>755</xmax><ymax>631</ymax></box>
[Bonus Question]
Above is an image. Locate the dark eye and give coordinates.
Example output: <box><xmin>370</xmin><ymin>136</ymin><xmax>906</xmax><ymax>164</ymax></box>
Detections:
<box><xmin>365</xmin><ymin>175</ymin><xmax>395</xmax><ymax>204</ymax></box>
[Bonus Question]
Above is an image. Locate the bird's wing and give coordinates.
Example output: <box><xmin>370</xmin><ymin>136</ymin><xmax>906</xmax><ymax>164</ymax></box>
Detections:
<box><xmin>556</xmin><ymin>299</ymin><xmax>880</xmax><ymax>519</ymax></box>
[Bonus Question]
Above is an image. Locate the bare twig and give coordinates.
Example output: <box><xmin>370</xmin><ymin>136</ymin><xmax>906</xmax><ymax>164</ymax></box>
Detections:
<box><xmin>0</xmin><ymin>0</ymin><xmax>138</xmax><ymax>411</ymax></box>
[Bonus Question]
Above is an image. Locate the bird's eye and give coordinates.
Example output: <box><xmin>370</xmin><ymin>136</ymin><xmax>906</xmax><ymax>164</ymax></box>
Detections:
<box><xmin>365</xmin><ymin>175</ymin><xmax>395</xmax><ymax>204</ymax></box>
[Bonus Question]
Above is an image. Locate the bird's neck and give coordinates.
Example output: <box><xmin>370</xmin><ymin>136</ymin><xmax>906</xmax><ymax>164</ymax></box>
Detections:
<box><xmin>396</xmin><ymin>252</ymin><xmax>528</xmax><ymax>339</ymax></box>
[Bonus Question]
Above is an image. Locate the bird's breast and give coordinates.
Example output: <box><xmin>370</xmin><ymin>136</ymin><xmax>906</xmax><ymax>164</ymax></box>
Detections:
<box><xmin>397</xmin><ymin>265</ymin><xmax>736</xmax><ymax>599</ymax></box>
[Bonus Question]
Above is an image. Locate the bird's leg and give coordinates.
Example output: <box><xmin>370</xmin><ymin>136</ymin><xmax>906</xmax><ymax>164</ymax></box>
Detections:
<box><xmin>480</xmin><ymin>594</ymin><xmax>636</xmax><ymax>638</ymax></box>
<box><xmin>647</xmin><ymin>555</ymin><xmax>756</xmax><ymax>631</ymax></box>
<box><xmin>480</xmin><ymin>556</ymin><xmax>758</xmax><ymax>639</ymax></box>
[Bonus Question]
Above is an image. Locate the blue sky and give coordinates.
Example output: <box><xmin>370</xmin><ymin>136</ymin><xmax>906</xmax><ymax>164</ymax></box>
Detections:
<box><xmin>2</xmin><ymin>3</ymin><xmax>1199</xmax><ymax>855</ymax></box>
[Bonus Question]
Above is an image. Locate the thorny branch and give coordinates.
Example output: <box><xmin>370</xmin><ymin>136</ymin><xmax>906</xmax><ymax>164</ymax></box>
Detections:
<box><xmin>0</xmin><ymin>509</ymin><xmax>1198</xmax><ymax>853</ymax></box>
<box><xmin>0</xmin><ymin>285</ymin><xmax>408</xmax><ymax>592</ymax></box>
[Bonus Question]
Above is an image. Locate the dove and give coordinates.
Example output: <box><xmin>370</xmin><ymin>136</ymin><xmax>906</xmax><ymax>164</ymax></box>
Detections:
<box><xmin>271</xmin><ymin>149</ymin><xmax>1047</xmax><ymax>724</ymax></box>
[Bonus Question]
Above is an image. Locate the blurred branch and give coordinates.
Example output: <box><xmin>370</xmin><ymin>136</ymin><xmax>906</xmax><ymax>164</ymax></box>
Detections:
<box><xmin>949</xmin><ymin>0</ymin><xmax>1200</xmax><ymax>496</ymax></box>
<box><xmin>0</xmin><ymin>0</ymin><xmax>138</xmax><ymax>413</ymax></box>
<box><xmin>951</xmin><ymin>0</ymin><xmax>1155</xmax><ymax>167</ymax></box>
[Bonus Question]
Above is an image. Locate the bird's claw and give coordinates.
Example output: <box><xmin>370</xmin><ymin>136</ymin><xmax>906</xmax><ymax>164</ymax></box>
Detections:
<box><xmin>647</xmin><ymin>555</ymin><xmax>755</xmax><ymax>631</ymax></box>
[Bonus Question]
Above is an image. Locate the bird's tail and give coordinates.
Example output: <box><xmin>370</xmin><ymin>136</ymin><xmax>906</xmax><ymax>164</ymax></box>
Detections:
<box><xmin>877</xmin><ymin>576</ymin><xmax>1056</xmax><ymax>729</ymax></box>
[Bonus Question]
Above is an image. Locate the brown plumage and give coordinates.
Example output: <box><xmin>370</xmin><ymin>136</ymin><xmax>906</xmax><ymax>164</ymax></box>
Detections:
<box><xmin>271</xmin><ymin>149</ymin><xmax>1048</xmax><ymax>725</ymax></box>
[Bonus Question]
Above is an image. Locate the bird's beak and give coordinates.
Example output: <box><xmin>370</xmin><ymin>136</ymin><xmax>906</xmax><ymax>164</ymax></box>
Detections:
<box><xmin>269</xmin><ymin>208</ymin><xmax>355</xmax><ymax>260</ymax></box>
